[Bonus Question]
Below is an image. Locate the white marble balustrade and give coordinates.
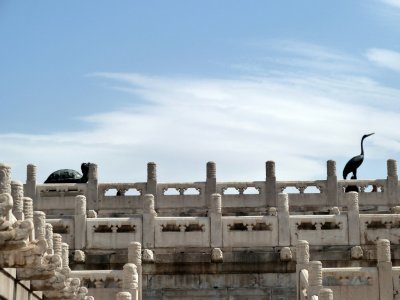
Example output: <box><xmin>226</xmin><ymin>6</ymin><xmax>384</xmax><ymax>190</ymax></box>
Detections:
<box><xmin>35</xmin><ymin>183</ymin><xmax>87</xmax><ymax>210</ymax></box>
<box><xmin>290</xmin><ymin>215</ymin><xmax>348</xmax><ymax>246</ymax></box>
<box><xmin>360</xmin><ymin>214</ymin><xmax>400</xmax><ymax>245</ymax></box>
<box><xmin>71</xmin><ymin>270</ymin><xmax>123</xmax><ymax>287</ymax></box>
<box><xmin>87</xmin><ymin>218</ymin><xmax>142</xmax><ymax>249</ymax></box>
<box><xmin>154</xmin><ymin>217</ymin><xmax>210</xmax><ymax>247</ymax></box>
<box><xmin>392</xmin><ymin>267</ymin><xmax>400</xmax><ymax>299</ymax></box>
<box><xmin>98</xmin><ymin>183</ymin><xmax>146</xmax><ymax>210</ymax></box>
<box><xmin>322</xmin><ymin>267</ymin><xmax>378</xmax><ymax>300</ymax></box>
<box><xmin>156</xmin><ymin>183</ymin><xmax>206</xmax><ymax>209</ymax></box>
<box><xmin>277</xmin><ymin>180</ymin><xmax>327</xmax><ymax>208</ymax></box>
<box><xmin>222</xmin><ymin>216</ymin><xmax>278</xmax><ymax>247</ymax></box>
<box><xmin>338</xmin><ymin>179</ymin><xmax>387</xmax><ymax>207</ymax></box>
<box><xmin>216</xmin><ymin>182</ymin><xmax>266</xmax><ymax>208</ymax></box>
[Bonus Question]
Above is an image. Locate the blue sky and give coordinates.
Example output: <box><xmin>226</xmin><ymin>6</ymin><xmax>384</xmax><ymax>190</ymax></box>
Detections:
<box><xmin>1</xmin><ymin>1</ymin><xmax>400</xmax><ymax>183</ymax></box>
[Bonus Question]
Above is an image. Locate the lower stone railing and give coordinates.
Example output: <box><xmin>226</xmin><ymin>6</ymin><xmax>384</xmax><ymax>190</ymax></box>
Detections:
<box><xmin>71</xmin><ymin>270</ymin><xmax>123</xmax><ymax>288</ymax></box>
<box><xmin>322</xmin><ymin>267</ymin><xmax>379</xmax><ymax>299</ymax></box>
<box><xmin>360</xmin><ymin>214</ymin><xmax>400</xmax><ymax>244</ymax></box>
<box><xmin>221</xmin><ymin>216</ymin><xmax>278</xmax><ymax>247</ymax></box>
<box><xmin>154</xmin><ymin>217</ymin><xmax>210</xmax><ymax>247</ymax></box>
<box><xmin>43</xmin><ymin>192</ymin><xmax>400</xmax><ymax>250</ymax></box>
<box><xmin>294</xmin><ymin>239</ymin><xmax>395</xmax><ymax>300</ymax></box>
<box><xmin>392</xmin><ymin>267</ymin><xmax>400</xmax><ymax>300</ymax></box>
<box><xmin>290</xmin><ymin>215</ymin><xmax>348</xmax><ymax>246</ymax></box>
<box><xmin>70</xmin><ymin>262</ymin><xmax>139</xmax><ymax>300</ymax></box>
<box><xmin>86</xmin><ymin>218</ymin><xmax>142</xmax><ymax>249</ymax></box>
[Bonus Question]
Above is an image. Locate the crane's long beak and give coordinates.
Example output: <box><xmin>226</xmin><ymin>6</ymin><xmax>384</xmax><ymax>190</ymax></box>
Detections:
<box><xmin>366</xmin><ymin>133</ymin><xmax>375</xmax><ymax>137</ymax></box>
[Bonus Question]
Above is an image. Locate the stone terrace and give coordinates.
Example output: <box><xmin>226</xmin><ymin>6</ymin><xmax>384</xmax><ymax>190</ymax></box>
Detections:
<box><xmin>2</xmin><ymin>159</ymin><xmax>400</xmax><ymax>299</ymax></box>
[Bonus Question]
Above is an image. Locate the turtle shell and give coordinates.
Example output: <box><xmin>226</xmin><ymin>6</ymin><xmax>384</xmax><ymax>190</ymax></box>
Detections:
<box><xmin>44</xmin><ymin>169</ymin><xmax>83</xmax><ymax>183</ymax></box>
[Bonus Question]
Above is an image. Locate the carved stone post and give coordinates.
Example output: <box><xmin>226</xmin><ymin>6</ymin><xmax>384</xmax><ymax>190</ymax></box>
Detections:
<box><xmin>53</xmin><ymin>234</ymin><xmax>62</xmax><ymax>261</ymax></box>
<box><xmin>296</xmin><ymin>240</ymin><xmax>309</xmax><ymax>300</ymax></box>
<box><xmin>143</xmin><ymin>194</ymin><xmax>157</xmax><ymax>248</ymax></box>
<box><xmin>347</xmin><ymin>192</ymin><xmax>360</xmax><ymax>245</ymax></box>
<box><xmin>123</xmin><ymin>263</ymin><xmax>139</xmax><ymax>300</ymax></box>
<box><xmin>146</xmin><ymin>162</ymin><xmax>157</xmax><ymax>205</ymax></box>
<box><xmin>33</xmin><ymin>211</ymin><xmax>46</xmax><ymax>241</ymax></box>
<box><xmin>327</xmin><ymin>160</ymin><xmax>338</xmax><ymax>207</ymax></box>
<box><xmin>46</xmin><ymin>223</ymin><xmax>54</xmax><ymax>255</ymax></box>
<box><xmin>128</xmin><ymin>242</ymin><xmax>142</xmax><ymax>300</ymax></box>
<box><xmin>387</xmin><ymin>159</ymin><xmax>398</xmax><ymax>206</ymax></box>
<box><xmin>266</xmin><ymin>161</ymin><xmax>277</xmax><ymax>207</ymax></box>
<box><xmin>308</xmin><ymin>261</ymin><xmax>322</xmax><ymax>297</ymax></box>
<box><xmin>0</xmin><ymin>164</ymin><xmax>15</xmax><ymax>223</ymax></box>
<box><xmin>25</xmin><ymin>164</ymin><xmax>37</xmax><ymax>202</ymax></box>
<box><xmin>0</xmin><ymin>163</ymin><xmax>11</xmax><ymax>194</ymax></box>
<box><xmin>278</xmin><ymin>193</ymin><xmax>290</xmax><ymax>246</ymax></box>
<box><xmin>23</xmin><ymin>197</ymin><xmax>34</xmax><ymax>240</ymax></box>
<box><xmin>62</xmin><ymin>242</ymin><xmax>69</xmax><ymax>271</ymax></box>
<box><xmin>11</xmin><ymin>181</ymin><xmax>24</xmax><ymax>220</ymax></box>
<box><xmin>87</xmin><ymin>163</ymin><xmax>98</xmax><ymax>210</ymax></box>
<box><xmin>117</xmin><ymin>291</ymin><xmax>132</xmax><ymax>300</ymax></box>
<box><xmin>206</xmin><ymin>162</ymin><xmax>217</xmax><ymax>209</ymax></box>
<box><xmin>208</xmin><ymin>193</ymin><xmax>222</xmax><ymax>248</ymax></box>
<box><xmin>377</xmin><ymin>239</ymin><xmax>393</xmax><ymax>299</ymax></box>
<box><xmin>75</xmin><ymin>195</ymin><xmax>87</xmax><ymax>249</ymax></box>
<box><xmin>318</xmin><ymin>288</ymin><xmax>333</xmax><ymax>300</ymax></box>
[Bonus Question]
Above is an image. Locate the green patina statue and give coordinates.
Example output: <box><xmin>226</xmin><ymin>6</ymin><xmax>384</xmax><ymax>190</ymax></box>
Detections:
<box><xmin>44</xmin><ymin>163</ymin><xmax>90</xmax><ymax>183</ymax></box>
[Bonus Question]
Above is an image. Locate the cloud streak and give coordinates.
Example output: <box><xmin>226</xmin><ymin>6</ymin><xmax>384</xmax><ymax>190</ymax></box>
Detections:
<box><xmin>380</xmin><ymin>0</ymin><xmax>400</xmax><ymax>9</ymax></box>
<box><xmin>366</xmin><ymin>48</ymin><xmax>400</xmax><ymax>72</ymax></box>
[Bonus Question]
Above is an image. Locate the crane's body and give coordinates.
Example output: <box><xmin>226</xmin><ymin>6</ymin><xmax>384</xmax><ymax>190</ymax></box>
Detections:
<box><xmin>343</xmin><ymin>133</ymin><xmax>374</xmax><ymax>180</ymax></box>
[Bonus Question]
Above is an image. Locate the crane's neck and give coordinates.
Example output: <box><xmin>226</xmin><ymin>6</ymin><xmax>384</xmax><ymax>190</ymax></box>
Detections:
<box><xmin>361</xmin><ymin>136</ymin><xmax>366</xmax><ymax>155</ymax></box>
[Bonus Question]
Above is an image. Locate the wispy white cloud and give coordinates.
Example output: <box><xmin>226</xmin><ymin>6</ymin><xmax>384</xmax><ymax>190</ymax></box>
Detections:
<box><xmin>1</xmin><ymin>43</ymin><xmax>399</xmax><ymax>183</ymax></box>
<box><xmin>366</xmin><ymin>48</ymin><xmax>400</xmax><ymax>72</ymax></box>
<box><xmin>239</xmin><ymin>40</ymin><xmax>368</xmax><ymax>75</ymax></box>
<box><xmin>380</xmin><ymin>0</ymin><xmax>400</xmax><ymax>9</ymax></box>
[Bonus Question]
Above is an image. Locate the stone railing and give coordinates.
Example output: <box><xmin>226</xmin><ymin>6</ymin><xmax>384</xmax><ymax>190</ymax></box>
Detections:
<box><xmin>295</xmin><ymin>239</ymin><xmax>394</xmax><ymax>300</ymax></box>
<box><xmin>154</xmin><ymin>216</ymin><xmax>210</xmax><ymax>247</ymax></box>
<box><xmin>216</xmin><ymin>181</ymin><xmax>266</xmax><ymax>208</ymax></box>
<box><xmin>392</xmin><ymin>267</ymin><xmax>400</xmax><ymax>299</ymax></box>
<box><xmin>87</xmin><ymin>217</ymin><xmax>142</xmax><ymax>249</ymax></box>
<box><xmin>156</xmin><ymin>182</ymin><xmax>206</xmax><ymax>209</ymax></box>
<box><xmin>97</xmin><ymin>183</ymin><xmax>146</xmax><ymax>213</ymax></box>
<box><xmin>71</xmin><ymin>270</ymin><xmax>123</xmax><ymax>288</ymax></box>
<box><xmin>70</xmin><ymin>259</ymin><xmax>139</xmax><ymax>300</ymax></box>
<box><xmin>23</xmin><ymin>159</ymin><xmax>400</xmax><ymax>216</ymax></box>
<box><xmin>290</xmin><ymin>215</ymin><xmax>348</xmax><ymax>246</ymax></box>
<box><xmin>322</xmin><ymin>267</ymin><xmax>378</xmax><ymax>299</ymax></box>
<box><xmin>34</xmin><ymin>183</ymin><xmax>87</xmax><ymax>212</ymax></box>
<box><xmin>360</xmin><ymin>214</ymin><xmax>400</xmax><ymax>245</ymax></box>
<box><xmin>221</xmin><ymin>216</ymin><xmax>278</xmax><ymax>247</ymax></box>
<box><xmin>277</xmin><ymin>180</ymin><xmax>327</xmax><ymax>206</ymax></box>
<box><xmin>338</xmin><ymin>179</ymin><xmax>387</xmax><ymax>207</ymax></box>
<box><xmin>41</xmin><ymin>192</ymin><xmax>400</xmax><ymax>250</ymax></box>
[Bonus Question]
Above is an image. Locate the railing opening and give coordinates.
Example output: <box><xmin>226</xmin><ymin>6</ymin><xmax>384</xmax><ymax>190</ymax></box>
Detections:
<box><xmin>243</xmin><ymin>187</ymin><xmax>260</xmax><ymax>195</ymax></box>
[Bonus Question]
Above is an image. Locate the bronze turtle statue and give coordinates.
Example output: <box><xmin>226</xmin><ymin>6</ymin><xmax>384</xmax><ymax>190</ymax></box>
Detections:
<box><xmin>44</xmin><ymin>163</ymin><xmax>91</xmax><ymax>183</ymax></box>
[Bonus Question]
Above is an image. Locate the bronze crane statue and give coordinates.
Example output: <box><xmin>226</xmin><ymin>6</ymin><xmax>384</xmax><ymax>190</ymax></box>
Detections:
<box><xmin>343</xmin><ymin>133</ymin><xmax>374</xmax><ymax>179</ymax></box>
